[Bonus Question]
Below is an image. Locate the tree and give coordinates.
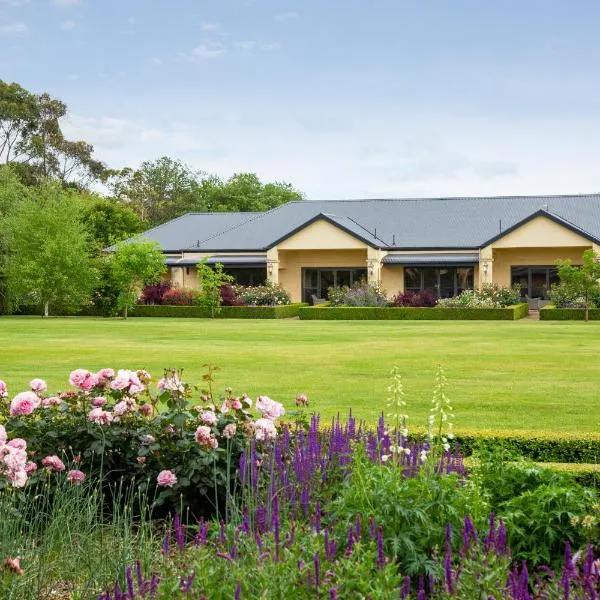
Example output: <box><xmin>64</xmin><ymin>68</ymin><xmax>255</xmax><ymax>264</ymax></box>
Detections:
<box><xmin>82</xmin><ymin>196</ymin><xmax>146</xmax><ymax>250</ymax></box>
<box><xmin>0</xmin><ymin>81</ymin><xmax>38</xmax><ymax>164</ymax></box>
<box><xmin>108</xmin><ymin>157</ymin><xmax>204</xmax><ymax>225</ymax></box>
<box><xmin>556</xmin><ymin>249</ymin><xmax>600</xmax><ymax>321</ymax></box>
<box><xmin>196</xmin><ymin>260</ymin><xmax>234</xmax><ymax>318</ymax></box>
<box><xmin>5</xmin><ymin>184</ymin><xmax>98</xmax><ymax>317</ymax></box>
<box><xmin>111</xmin><ymin>239</ymin><xmax>165</xmax><ymax>318</ymax></box>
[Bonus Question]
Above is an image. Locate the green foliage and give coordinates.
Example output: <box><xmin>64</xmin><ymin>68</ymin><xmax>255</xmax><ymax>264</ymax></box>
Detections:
<box><xmin>5</xmin><ymin>184</ymin><xmax>98</xmax><ymax>316</ymax></box>
<box><xmin>111</xmin><ymin>239</ymin><xmax>166</xmax><ymax>318</ymax></box>
<box><xmin>327</xmin><ymin>282</ymin><xmax>388</xmax><ymax>307</ymax></box>
<box><xmin>130</xmin><ymin>303</ymin><xmax>307</xmax><ymax>318</ymax></box>
<box><xmin>330</xmin><ymin>448</ymin><xmax>487</xmax><ymax>576</ymax></box>
<box><xmin>232</xmin><ymin>281</ymin><xmax>291</xmax><ymax>306</ymax></box>
<box><xmin>298</xmin><ymin>304</ymin><xmax>528</xmax><ymax>320</ymax></box>
<box><xmin>541</xmin><ymin>304</ymin><xmax>600</xmax><ymax>320</ymax></box>
<box><xmin>556</xmin><ymin>249</ymin><xmax>600</xmax><ymax>320</ymax></box>
<box><xmin>438</xmin><ymin>283</ymin><xmax>521</xmax><ymax>308</ymax></box>
<box><xmin>196</xmin><ymin>261</ymin><xmax>234</xmax><ymax>318</ymax></box>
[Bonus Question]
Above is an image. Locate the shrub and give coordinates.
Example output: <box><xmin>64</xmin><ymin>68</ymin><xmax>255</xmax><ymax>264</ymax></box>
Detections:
<box><xmin>139</xmin><ymin>281</ymin><xmax>172</xmax><ymax>305</ymax></box>
<box><xmin>438</xmin><ymin>284</ymin><xmax>521</xmax><ymax>309</ymax></box>
<box><xmin>392</xmin><ymin>289</ymin><xmax>438</xmax><ymax>307</ymax></box>
<box><xmin>327</xmin><ymin>285</ymin><xmax>350</xmax><ymax>307</ymax></box>
<box><xmin>220</xmin><ymin>284</ymin><xmax>244</xmax><ymax>307</ymax></box>
<box><xmin>327</xmin><ymin>282</ymin><xmax>387</xmax><ymax>307</ymax></box>
<box><xmin>232</xmin><ymin>281</ymin><xmax>291</xmax><ymax>306</ymax></box>
<box><xmin>161</xmin><ymin>287</ymin><xmax>200</xmax><ymax>306</ymax></box>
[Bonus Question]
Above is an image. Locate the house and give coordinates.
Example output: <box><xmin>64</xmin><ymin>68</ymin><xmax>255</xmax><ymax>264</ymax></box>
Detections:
<box><xmin>130</xmin><ymin>194</ymin><xmax>600</xmax><ymax>304</ymax></box>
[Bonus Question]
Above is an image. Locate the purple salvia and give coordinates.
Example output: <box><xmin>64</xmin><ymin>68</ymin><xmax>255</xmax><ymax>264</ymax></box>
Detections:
<box><xmin>417</xmin><ymin>576</ymin><xmax>426</xmax><ymax>600</ymax></box>
<box><xmin>125</xmin><ymin>566</ymin><xmax>135</xmax><ymax>599</ymax></box>
<box><xmin>315</xmin><ymin>502</ymin><xmax>322</xmax><ymax>534</ymax></box>
<box><xmin>495</xmin><ymin>520</ymin><xmax>507</xmax><ymax>556</ymax></box>
<box><xmin>561</xmin><ymin>542</ymin><xmax>575</xmax><ymax>600</ymax></box>
<box><xmin>272</xmin><ymin>494</ymin><xmax>280</xmax><ymax>560</ymax></box>
<box><xmin>234</xmin><ymin>582</ymin><xmax>241</xmax><ymax>600</ymax></box>
<box><xmin>376</xmin><ymin>526</ymin><xmax>385</xmax><ymax>569</ymax></box>
<box><xmin>255</xmin><ymin>505</ymin><xmax>266</xmax><ymax>534</ymax></box>
<box><xmin>329</xmin><ymin>588</ymin><xmax>338</xmax><ymax>600</ymax></box>
<box><xmin>369</xmin><ymin>515</ymin><xmax>376</xmax><ymax>538</ymax></box>
<box><xmin>174</xmin><ymin>513</ymin><xmax>186</xmax><ymax>551</ymax></box>
<box><xmin>300</xmin><ymin>486</ymin><xmax>310</xmax><ymax>515</ymax></box>
<box><xmin>230</xmin><ymin>543</ymin><xmax>237</xmax><ymax>560</ymax></box>
<box><xmin>355</xmin><ymin>513</ymin><xmax>361</xmax><ymax>539</ymax></box>
<box><xmin>241</xmin><ymin>506</ymin><xmax>250</xmax><ymax>534</ymax></box>
<box><xmin>345</xmin><ymin>526</ymin><xmax>355</xmax><ymax>556</ymax></box>
<box><xmin>179</xmin><ymin>572</ymin><xmax>195</xmax><ymax>594</ymax></box>
<box><xmin>255</xmin><ymin>531</ymin><xmax>263</xmax><ymax>552</ymax></box>
<box><xmin>484</xmin><ymin>513</ymin><xmax>496</xmax><ymax>553</ymax></box>
<box><xmin>219</xmin><ymin>520</ymin><xmax>226</xmax><ymax>544</ymax></box>
<box><xmin>401</xmin><ymin>576</ymin><xmax>411</xmax><ymax>599</ymax></box>
<box><xmin>239</xmin><ymin>450</ymin><xmax>247</xmax><ymax>484</ymax></box>
<box><xmin>149</xmin><ymin>574</ymin><xmax>159</xmax><ymax>599</ymax></box>
<box><xmin>194</xmin><ymin>517</ymin><xmax>208</xmax><ymax>546</ymax></box>
<box><xmin>444</xmin><ymin>546</ymin><xmax>454</xmax><ymax>594</ymax></box>
<box><xmin>135</xmin><ymin>561</ymin><xmax>143</xmax><ymax>595</ymax></box>
<box><xmin>162</xmin><ymin>528</ymin><xmax>171</xmax><ymax>555</ymax></box>
<box><xmin>313</xmin><ymin>552</ymin><xmax>321</xmax><ymax>590</ymax></box>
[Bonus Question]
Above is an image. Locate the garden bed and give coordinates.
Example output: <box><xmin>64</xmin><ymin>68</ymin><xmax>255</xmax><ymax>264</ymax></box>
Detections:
<box><xmin>540</xmin><ymin>305</ymin><xmax>600</xmax><ymax>320</ymax></box>
<box><xmin>298</xmin><ymin>303</ymin><xmax>529</xmax><ymax>320</ymax></box>
<box><xmin>130</xmin><ymin>303</ymin><xmax>307</xmax><ymax>319</ymax></box>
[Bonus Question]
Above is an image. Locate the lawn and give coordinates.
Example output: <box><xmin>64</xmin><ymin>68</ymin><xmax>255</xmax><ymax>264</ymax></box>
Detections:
<box><xmin>1</xmin><ymin>316</ymin><xmax>599</xmax><ymax>435</ymax></box>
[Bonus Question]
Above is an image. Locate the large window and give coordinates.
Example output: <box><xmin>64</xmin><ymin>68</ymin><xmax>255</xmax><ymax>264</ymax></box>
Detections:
<box><xmin>511</xmin><ymin>266</ymin><xmax>559</xmax><ymax>299</ymax></box>
<box><xmin>223</xmin><ymin>267</ymin><xmax>267</xmax><ymax>286</ymax></box>
<box><xmin>303</xmin><ymin>268</ymin><xmax>368</xmax><ymax>303</ymax></box>
<box><xmin>404</xmin><ymin>267</ymin><xmax>474</xmax><ymax>298</ymax></box>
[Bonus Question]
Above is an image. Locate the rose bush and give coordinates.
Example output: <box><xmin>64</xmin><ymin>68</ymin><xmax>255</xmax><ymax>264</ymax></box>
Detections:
<box><xmin>0</xmin><ymin>368</ymin><xmax>286</xmax><ymax>516</ymax></box>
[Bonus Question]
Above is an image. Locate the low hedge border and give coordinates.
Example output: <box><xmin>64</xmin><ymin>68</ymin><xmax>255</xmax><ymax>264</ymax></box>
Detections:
<box><xmin>298</xmin><ymin>303</ymin><xmax>529</xmax><ymax>321</ymax></box>
<box><xmin>130</xmin><ymin>303</ymin><xmax>307</xmax><ymax>319</ymax></box>
<box><xmin>540</xmin><ymin>305</ymin><xmax>600</xmax><ymax>320</ymax></box>
<box><xmin>539</xmin><ymin>462</ymin><xmax>600</xmax><ymax>487</ymax></box>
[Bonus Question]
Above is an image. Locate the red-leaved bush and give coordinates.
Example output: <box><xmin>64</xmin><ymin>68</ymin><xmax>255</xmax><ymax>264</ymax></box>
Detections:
<box><xmin>161</xmin><ymin>288</ymin><xmax>200</xmax><ymax>306</ymax></box>
<box><xmin>220</xmin><ymin>284</ymin><xmax>244</xmax><ymax>306</ymax></box>
<box><xmin>139</xmin><ymin>281</ymin><xmax>172</xmax><ymax>305</ymax></box>
<box><xmin>392</xmin><ymin>289</ymin><xmax>438</xmax><ymax>308</ymax></box>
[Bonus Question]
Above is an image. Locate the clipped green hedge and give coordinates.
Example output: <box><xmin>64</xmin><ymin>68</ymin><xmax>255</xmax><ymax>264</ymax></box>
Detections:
<box><xmin>540</xmin><ymin>463</ymin><xmax>600</xmax><ymax>487</ymax></box>
<box><xmin>540</xmin><ymin>305</ymin><xmax>600</xmax><ymax>320</ymax></box>
<box><xmin>298</xmin><ymin>303</ymin><xmax>529</xmax><ymax>321</ymax></box>
<box><xmin>130</xmin><ymin>303</ymin><xmax>307</xmax><ymax>319</ymax></box>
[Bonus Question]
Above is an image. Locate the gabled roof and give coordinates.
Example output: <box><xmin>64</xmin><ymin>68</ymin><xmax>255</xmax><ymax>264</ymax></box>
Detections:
<box><xmin>125</xmin><ymin>194</ymin><xmax>600</xmax><ymax>252</ymax></box>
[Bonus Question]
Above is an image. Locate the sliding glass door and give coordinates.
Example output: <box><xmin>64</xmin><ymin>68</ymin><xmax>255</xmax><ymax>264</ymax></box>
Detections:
<box><xmin>511</xmin><ymin>266</ymin><xmax>559</xmax><ymax>299</ymax></box>
<box><xmin>303</xmin><ymin>268</ymin><xmax>368</xmax><ymax>303</ymax></box>
<box><xmin>404</xmin><ymin>266</ymin><xmax>475</xmax><ymax>298</ymax></box>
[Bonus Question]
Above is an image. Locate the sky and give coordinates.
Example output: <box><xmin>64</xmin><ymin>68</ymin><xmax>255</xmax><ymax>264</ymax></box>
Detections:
<box><xmin>1</xmin><ymin>0</ymin><xmax>600</xmax><ymax>199</ymax></box>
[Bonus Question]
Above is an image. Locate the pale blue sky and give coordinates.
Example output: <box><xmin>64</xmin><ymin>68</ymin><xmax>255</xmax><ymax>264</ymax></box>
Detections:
<box><xmin>1</xmin><ymin>0</ymin><xmax>600</xmax><ymax>198</ymax></box>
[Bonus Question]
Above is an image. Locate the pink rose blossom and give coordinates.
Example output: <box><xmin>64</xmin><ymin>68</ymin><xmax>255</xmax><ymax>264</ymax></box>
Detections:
<box><xmin>95</xmin><ymin>368</ymin><xmax>115</xmax><ymax>384</ymax></box>
<box><xmin>156</xmin><ymin>469</ymin><xmax>177</xmax><ymax>487</ymax></box>
<box><xmin>194</xmin><ymin>425</ymin><xmax>219</xmax><ymax>450</ymax></box>
<box><xmin>7</xmin><ymin>438</ymin><xmax>26</xmax><ymax>450</ymax></box>
<box><xmin>69</xmin><ymin>369</ymin><xmax>92</xmax><ymax>389</ymax></box>
<box><xmin>231</xmin><ymin>399</ymin><xmax>242</xmax><ymax>411</ymax></box>
<box><xmin>200</xmin><ymin>411</ymin><xmax>217</xmax><ymax>426</ymax></box>
<box><xmin>87</xmin><ymin>407</ymin><xmax>114</xmax><ymax>425</ymax></box>
<box><xmin>7</xmin><ymin>470</ymin><xmax>27</xmax><ymax>488</ymax></box>
<box><xmin>9</xmin><ymin>391</ymin><xmax>40</xmax><ymax>416</ymax></box>
<box><xmin>41</xmin><ymin>396</ymin><xmax>62</xmax><ymax>408</ymax></box>
<box><xmin>113</xmin><ymin>399</ymin><xmax>135</xmax><ymax>417</ymax></box>
<box><xmin>139</xmin><ymin>403</ymin><xmax>153</xmax><ymax>416</ymax></box>
<box><xmin>29</xmin><ymin>378</ymin><xmax>47</xmax><ymax>393</ymax></box>
<box><xmin>0</xmin><ymin>380</ymin><xmax>8</xmax><ymax>398</ymax></box>
<box><xmin>25</xmin><ymin>461</ymin><xmax>37</xmax><ymax>474</ymax></box>
<box><xmin>255</xmin><ymin>396</ymin><xmax>285</xmax><ymax>420</ymax></box>
<box><xmin>67</xmin><ymin>469</ymin><xmax>86</xmax><ymax>484</ymax></box>
<box><xmin>110</xmin><ymin>370</ymin><xmax>131</xmax><ymax>391</ymax></box>
<box><xmin>254</xmin><ymin>418</ymin><xmax>278</xmax><ymax>441</ymax></box>
<box><xmin>220</xmin><ymin>401</ymin><xmax>229</xmax><ymax>414</ymax></box>
<box><xmin>92</xmin><ymin>396</ymin><xmax>107</xmax><ymax>407</ymax></box>
<box><xmin>0</xmin><ymin>425</ymin><xmax>6</xmax><ymax>444</ymax></box>
<box><xmin>3</xmin><ymin>556</ymin><xmax>23</xmax><ymax>575</ymax></box>
<box><xmin>42</xmin><ymin>455</ymin><xmax>66</xmax><ymax>472</ymax></box>
<box><xmin>223</xmin><ymin>423</ymin><xmax>237</xmax><ymax>439</ymax></box>
<box><xmin>3</xmin><ymin>448</ymin><xmax>27</xmax><ymax>471</ymax></box>
<box><xmin>157</xmin><ymin>374</ymin><xmax>184</xmax><ymax>394</ymax></box>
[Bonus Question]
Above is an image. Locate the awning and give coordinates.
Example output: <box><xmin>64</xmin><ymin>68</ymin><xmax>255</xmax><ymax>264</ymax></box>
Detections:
<box><xmin>382</xmin><ymin>253</ymin><xmax>479</xmax><ymax>266</ymax></box>
<box><xmin>165</xmin><ymin>255</ymin><xmax>267</xmax><ymax>267</ymax></box>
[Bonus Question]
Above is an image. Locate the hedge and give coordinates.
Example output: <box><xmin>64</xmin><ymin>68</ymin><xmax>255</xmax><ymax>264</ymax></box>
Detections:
<box><xmin>298</xmin><ymin>303</ymin><xmax>529</xmax><ymax>321</ymax></box>
<box><xmin>539</xmin><ymin>463</ymin><xmax>600</xmax><ymax>487</ymax></box>
<box><xmin>130</xmin><ymin>303</ymin><xmax>307</xmax><ymax>319</ymax></box>
<box><xmin>540</xmin><ymin>305</ymin><xmax>600</xmax><ymax>320</ymax></box>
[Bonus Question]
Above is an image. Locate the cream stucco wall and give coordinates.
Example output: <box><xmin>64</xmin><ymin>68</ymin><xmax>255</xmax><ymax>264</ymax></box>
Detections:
<box><xmin>380</xmin><ymin>265</ymin><xmax>403</xmax><ymax>296</ymax></box>
<box><xmin>278</xmin><ymin>249</ymin><xmax>368</xmax><ymax>302</ymax></box>
<box><xmin>277</xmin><ymin>219</ymin><xmax>369</xmax><ymax>250</ymax></box>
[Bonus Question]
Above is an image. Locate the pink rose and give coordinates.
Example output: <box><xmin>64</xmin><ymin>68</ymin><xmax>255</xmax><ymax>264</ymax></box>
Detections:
<box><xmin>92</xmin><ymin>396</ymin><xmax>107</xmax><ymax>407</ymax></box>
<box><xmin>41</xmin><ymin>396</ymin><xmax>61</xmax><ymax>408</ymax></box>
<box><xmin>113</xmin><ymin>399</ymin><xmax>133</xmax><ymax>417</ymax></box>
<box><xmin>7</xmin><ymin>438</ymin><xmax>27</xmax><ymax>450</ymax></box>
<box><xmin>156</xmin><ymin>469</ymin><xmax>177</xmax><ymax>487</ymax></box>
<box><xmin>110</xmin><ymin>370</ymin><xmax>131</xmax><ymax>391</ymax></box>
<box><xmin>25</xmin><ymin>461</ymin><xmax>37</xmax><ymax>474</ymax></box>
<box><xmin>200</xmin><ymin>411</ymin><xmax>217</xmax><ymax>426</ymax></box>
<box><xmin>254</xmin><ymin>418</ymin><xmax>278</xmax><ymax>441</ymax></box>
<box><xmin>29</xmin><ymin>378</ymin><xmax>47</xmax><ymax>393</ymax></box>
<box><xmin>3</xmin><ymin>556</ymin><xmax>23</xmax><ymax>575</ymax></box>
<box><xmin>42</xmin><ymin>455</ymin><xmax>66</xmax><ymax>472</ymax></box>
<box><xmin>194</xmin><ymin>425</ymin><xmax>218</xmax><ymax>450</ymax></box>
<box><xmin>67</xmin><ymin>469</ymin><xmax>86</xmax><ymax>484</ymax></box>
<box><xmin>0</xmin><ymin>380</ymin><xmax>8</xmax><ymax>398</ymax></box>
<box><xmin>87</xmin><ymin>407</ymin><xmax>114</xmax><ymax>425</ymax></box>
<box><xmin>0</xmin><ymin>425</ymin><xmax>6</xmax><ymax>444</ymax></box>
<box><xmin>157</xmin><ymin>374</ymin><xmax>184</xmax><ymax>394</ymax></box>
<box><xmin>10</xmin><ymin>391</ymin><xmax>40</xmax><ymax>416</ymax></box>
<box><xmin>223</xmin><ymin>423</ymin><xmax>237</xmax><ymax>439</ymax></box>
<box><xmin>255</xmin><ymin>396</ymin><xmax>285</xmax><ymax>420</ymax></box>
<box><xmin>95</xmin><ymin>368</ymin><xmax>115</xmax><ymax>383</ymax></box>
<box><xmin>3</xmin><ymin>447</ymin><xmax>27</xmax><ymax>471</ymax></box>
<box><xmin>69</xmin><ymin>369</ymin><xmax>92</xmax><ymax>388</ymax></box>
<box><xmin>231</xmin><ymin>399</ymin><xmax>242</xmax><ymax>410</ymax></box>
<box><xmin>139</xmin><ymin>403</ymin><xmax>153</xmax><ymax>417</ymax></box>
<box><xmin>7</xmin><ymin>470</ymin><xmax>27</xmax><ymax>488</ymax></box>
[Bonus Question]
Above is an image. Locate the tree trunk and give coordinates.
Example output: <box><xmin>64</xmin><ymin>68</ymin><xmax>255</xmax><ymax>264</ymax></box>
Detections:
<box><xmin>585</xmin><ymin>291</ymin><xmax>589</xmax><ymax>322</ymax></box>
<box><xmin>43</xmin><ymin>300</ymin><xmax>49</xmax><ymax>318</ymax></box>
<box><xmin>123</xmin><ymin>303</ymin><xmax>128</xmax><ymax>319</ymax></box>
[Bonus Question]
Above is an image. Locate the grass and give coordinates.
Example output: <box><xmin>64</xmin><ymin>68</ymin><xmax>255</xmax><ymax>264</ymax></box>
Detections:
<box><xmin>1</xmin><ymin>316</ymin><xmax>600</xmax><ymax>434</ymax></box>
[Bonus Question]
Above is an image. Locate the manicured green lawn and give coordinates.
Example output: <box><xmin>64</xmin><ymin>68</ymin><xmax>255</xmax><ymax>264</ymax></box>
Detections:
<box><xmin>1</xmin><ymin>316</ymin><xmax>599</xmax><ymax>435</ymax></box>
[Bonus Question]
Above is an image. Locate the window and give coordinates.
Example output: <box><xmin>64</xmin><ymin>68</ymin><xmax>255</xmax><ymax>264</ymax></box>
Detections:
<box><xmin>404</xmin><ymin>267</ymin><xmax>474</xmax><ymax>297</ymax></box>
<box><xmin>302</xmin><ymin>268</ymin><xmax>368</xmax><ymax>303</ymax></box>
<box><xmin>510</xmin><ymin>266</ymin><xmax>559</xmax><ymax>299</ymax></box>
<box><xmin>223</xmin><ymin>267</ymin><xmax>267</xmax><ymax>286</ymax></box>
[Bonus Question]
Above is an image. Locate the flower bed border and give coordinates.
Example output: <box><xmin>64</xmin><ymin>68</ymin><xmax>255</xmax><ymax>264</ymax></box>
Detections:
<box><xmin>540</xmin><ymin>305</ymin><xmax>600</xmax><ymax>320</ymax></box>
<box><xmin>298</xmin><ymin>303</ymin><xmax>529</xmax><ymax>321</ymax></box>
<box><xmin>130</xmin><ymin>303</ymin><xmax>308</xmax><ymax>319</ymax></box>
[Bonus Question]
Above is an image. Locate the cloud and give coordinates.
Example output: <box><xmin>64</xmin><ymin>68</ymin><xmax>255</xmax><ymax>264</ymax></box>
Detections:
<box><xmin>60</xmin><ymin>19</ymin><xmax>75</xmax><ymax>29</ymax></box>
<box><xmin>201</xmin><ymin>22</ymin><xmax>220</xmax><ymax>31</ymax></box>
<box><xmin>149</xmin><ymin>57</ymin><xmax>163</xmax><ymax>66</ymax></box>
<box><xmin>274</xmin><ymin>11</ymin><xmax>298</xmax><ymax>22</ymax></box>
<box><xmin>0</xmin><ymin>22</ymin><xmax>28</xmax><ymax>35</ymax></box>
<box><xmin>0</xmin><ymin>0</ymin><xmax>30</xmax><ymax>6</ymax></box>
<box><xmin>234</xmin><ymin>40</ymin><xmax>256</xmax><ymax>51</ymax></box>
<box><xmin>234</xmin><ymin>40</ymin><xmax>281</xmax><ymax>52</ymax></box>
<box><xmin>53</xmin><ymin>0</ymin><xmax>81</xmax><ymax>5</ymax></box>
<box><xmin>191</xmin><ymin>40</ymin><xmax>226</xmax><ymax>59</ymax></box>
<box><xmin>260</xmin><ymin>42</ymin><xmax>281</xmax><ymax>51</ymax></box>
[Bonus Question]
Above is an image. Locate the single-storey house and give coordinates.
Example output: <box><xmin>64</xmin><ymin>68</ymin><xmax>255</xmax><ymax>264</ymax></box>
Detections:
<box><xmin>130</xmin><ymin>194</ymin><xmax>600</xmax><ymax>304</ymax></box>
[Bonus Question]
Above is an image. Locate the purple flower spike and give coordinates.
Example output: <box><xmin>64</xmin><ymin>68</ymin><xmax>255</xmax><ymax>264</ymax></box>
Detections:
<box><xmin>314</xmin><ymin>552</ymin><xmax>321</xmax><ymax>589</ymax></box>
<box><xmin>125</xmin><ymin>566</ymin><xmax>135</xmax><ymax>599</ymax></box>
<box><xmin>162</xmin><ymin>528</ymin><xmax>171</xmax><ymax>555</ymax></box>
<box><xmin>234</xmin><ymin>582</ymin><xmax>241</xmax><ymax>600</ymax></box>
<box><xmin>174</xmin><ymin>513</ymin><xmax>186</xmax><ymax>551</ymax></box>
<box><xmin>355</xmin><ymin>513</ymin><xmax>361</xmax><ymax>539</ymax></box>
<box><xmin>376</xmin><ymin>526</ymin><xmax>385</xmax><ymax>569</ymax></box>
<box><xmin>401</xmin><ymin>576</ymin><xmax>411</xmax><ymax>599</ymax></box>
<box><xmin>329</xmin><ymin>588</ymin><xmax>338</xmax><ymax>599</ymax></box>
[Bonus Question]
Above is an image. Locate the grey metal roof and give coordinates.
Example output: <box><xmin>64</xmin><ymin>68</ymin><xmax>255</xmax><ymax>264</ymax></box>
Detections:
<box><xmin>131</xmin><ymin>194</ymin><xmax>600</xmax><ymax>252</ymax></box>
<box><xmin>165</xmin><ymin>255</ymin><xmax>266</xmax><ymax>267</ymax></box>
<box><xmin>383</xmin><ymin>253</ymin><xmax>479</xmax><ymax>265</ymax></box>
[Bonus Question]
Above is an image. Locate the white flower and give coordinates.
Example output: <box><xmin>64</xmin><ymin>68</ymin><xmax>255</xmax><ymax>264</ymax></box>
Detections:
<box><xmin>381</xmin><ymin>454</ymin><xmax>390</xmax><ymax>463</ymax></box>
<box><xmin>419</xmin><ymin>449</ymin><xmax>428</xmax><ymax>462</ymax></box>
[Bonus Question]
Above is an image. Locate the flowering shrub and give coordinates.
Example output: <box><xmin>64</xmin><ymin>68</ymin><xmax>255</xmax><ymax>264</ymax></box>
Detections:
<box><xmin>327</xmin><ymin>282</ymin><xmax>387</xmax><ymax>307</ymax></box>
<box><xmin>438</xmin><ymin>284</ymin><xmax>521</xmax><ymax>309</ymax></box>
<box><xmin>0</xmin><ymin>368</ymin><xmax>286</xmax><ymax>515</ymax></box>
<box><xmin>161</xmin><ymin>287</ymin><xmax>201</xmax><ymax>306</ymax></box>
<box><xmin>219</xmin><ymin>284</ymin><xmax>244</xmax><ymax>306</ymax></box>
<box><xmin>139</xmin><ymin>281</ymin><xmax>173</xmax><ymax>305</ymax></box>
<box><xmin>232</xmin><ymin>281</ymin><xmax>291</xmax><ymax>306</ymax></box>
<box><xmin>391</xmin><ymin>289</ymin><xmax>438</xmax><ymax>307</ymax></box>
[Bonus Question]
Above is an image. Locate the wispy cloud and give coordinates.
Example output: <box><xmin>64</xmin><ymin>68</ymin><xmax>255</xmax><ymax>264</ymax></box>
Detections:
<box><xmin>234</xmin><ymin>40</ymin><xmax>256</xmax><ymax>51</ymax></box>
<box><xmin>191</xmin><ymin>40</ymin><xmax>226</xmax><ymax>59</ymax></box>
<box><xmin>274</xmin><ymin>11</ymin><xmax>298</xmax><ymax>22</ymax></box>
<box><xmin>149</xmin><ymin>57</ymin><xmax>163</xmax><ymax>66</ymax></box>
<box><xmin>0</xmin><ymin>22</ymin><xmax>28</xmax><ymax>36</ymax></box>
<box><xmin>201</xmin><ymin>22</ymin><xmax>220</xmax><ymax>31</ymax></box>
<box><xmin>260</xmin><ymin>42</ymin><xmax>281</xmax><ymax>51</ymax></box>
<box><xmin>53</xmin><ymin>0</ymin><xmax>81</xmax><ymax>6</ymax></box>
<box><xmin>234</xmin><ymin>40</ymin><xmax>281</xmax><ymax>52</ymax></box>
<box><xmin>60</xmin><ymin>19</ymin><xmax>75</xmax><ymax>30</ymax></box>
